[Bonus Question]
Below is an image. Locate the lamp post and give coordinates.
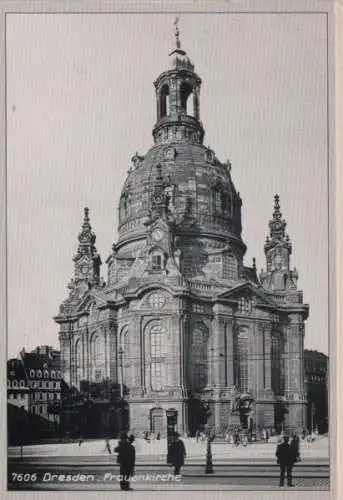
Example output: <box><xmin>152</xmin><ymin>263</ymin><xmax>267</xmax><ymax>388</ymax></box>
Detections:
<box><xmin>204</xmin><ymin>402</ymin><xmax>214</xmax><ymax>474</ymax></box>
<box><xmin>118</xmin><ymin>347</ymin><xmax>124</xmax><ymax>435</ymax></box>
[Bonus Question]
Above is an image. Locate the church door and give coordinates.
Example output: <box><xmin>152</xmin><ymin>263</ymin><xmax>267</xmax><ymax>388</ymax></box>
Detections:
<box><xmin>150</xmin><ymin>407</ymin><xmax>164</xmax><ymax>434</ymax></box>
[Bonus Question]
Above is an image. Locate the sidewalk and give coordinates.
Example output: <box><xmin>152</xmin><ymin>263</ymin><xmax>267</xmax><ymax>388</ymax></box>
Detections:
<box><xmin>8</xmin><ymin>436</ymin><xmax>329</xmax><ymax>461</ymax></box>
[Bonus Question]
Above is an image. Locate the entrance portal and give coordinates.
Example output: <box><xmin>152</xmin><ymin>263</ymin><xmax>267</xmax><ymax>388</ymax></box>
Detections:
<box><xmin>150</xmin><ymin>407</ymin><xmax>164</xmax><ymax>434</ymax></box>
<box><xmin>187</xmin><ymin>398</ymin><xmax>207</xmax><ymax>436</ymax></box>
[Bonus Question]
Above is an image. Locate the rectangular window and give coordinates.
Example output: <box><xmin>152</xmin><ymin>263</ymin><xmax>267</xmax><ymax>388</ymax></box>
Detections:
<box><xmin>95</xmin><ymin>369</ymin><xmax>102</xmax><ymax>382</ymax></box>
<box><xmin>152</xmin><ymin>254</ymin><xmax>162</xmax><ymax>271</ymax></box>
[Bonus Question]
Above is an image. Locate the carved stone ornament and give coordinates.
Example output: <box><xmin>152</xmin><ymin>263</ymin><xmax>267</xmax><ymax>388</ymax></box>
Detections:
<box><xmin>131</xmin><ymin>153</ymin><xmax>143</xmax><ymax>169</ymax></box>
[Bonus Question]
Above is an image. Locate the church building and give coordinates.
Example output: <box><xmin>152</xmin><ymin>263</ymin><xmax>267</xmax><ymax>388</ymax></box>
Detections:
<box><xmin>55</xmin><ymin>25</ymin><xmax>309</xmax><ymax>436</ymax></box>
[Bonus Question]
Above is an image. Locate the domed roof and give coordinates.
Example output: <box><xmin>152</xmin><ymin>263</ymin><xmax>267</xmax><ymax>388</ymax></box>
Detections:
<box><xmin>115</xmin><ymin>22</ymin><xmax>245</xmax><ymax>256</ymax></box>
<box><xmin>117</xmin><ymin>141</ymin><xmax>243</xmax><ymax>248</ymax></box>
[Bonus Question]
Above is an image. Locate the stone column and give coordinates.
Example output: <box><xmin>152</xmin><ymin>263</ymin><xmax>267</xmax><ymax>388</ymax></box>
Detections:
<box><xmin>213</xmin><ymin>315</ymin><xmax>226</xmax><ymax>387</ymax></box>
<box><xmin>178</xmin><ymin>313</ymin><xmax>185</xmax><ymax>392</ymax></box>
<box><xmin>169</xmin><ymin>76</ymin><xmax>178</xmax><ymax>116</ymax></box>
<box><xmin>225</xmin><ymin>320</ymin><xmax>234</xmax><ymax>386</ymax></box>
<box><xmin>108</xmin><ymin>321</ymin><xmax>117</xmax><ymax>384</ymax></box>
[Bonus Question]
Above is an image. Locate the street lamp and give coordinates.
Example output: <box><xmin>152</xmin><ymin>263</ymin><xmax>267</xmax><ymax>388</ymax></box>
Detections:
<box><xmin>204</xmin><ymin>402</ymin><xmax>214</xmax><ymax>474</ymax></box>
<box><xmin>118</xmin><ymin>346</ymin><xmax>124</xmax><ymax>435</ymax></box>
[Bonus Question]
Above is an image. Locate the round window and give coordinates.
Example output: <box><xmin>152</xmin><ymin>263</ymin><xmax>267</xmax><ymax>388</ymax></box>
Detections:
<box><xmin>149</xmin><ymin>292</ymin><xmax>166</xmax><ymax>309</ymax></box>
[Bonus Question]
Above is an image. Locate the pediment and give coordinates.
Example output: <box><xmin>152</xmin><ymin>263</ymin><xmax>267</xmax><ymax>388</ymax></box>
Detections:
<box><xmin>216</xmin><ymin>281</ymin><xmax>276</xmax><ymax>306</ymax></box>
<box><xmin>76</xmin><ymin>288</ymin><xmax>109</xmax><ymax>313</ymax></box>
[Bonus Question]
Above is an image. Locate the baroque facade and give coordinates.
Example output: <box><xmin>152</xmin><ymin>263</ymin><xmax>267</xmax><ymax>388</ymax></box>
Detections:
<box><xmin>55</xmin><ymin>30</ymin><xmax>309</xmax><ymax>435</ymax></box>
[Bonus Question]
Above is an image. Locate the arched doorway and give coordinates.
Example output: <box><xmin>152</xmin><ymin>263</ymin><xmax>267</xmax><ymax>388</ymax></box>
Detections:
<box><xmin>150</xmin><ymin>407</ymin><xmax>164</xmax><ymax>434</ymax></box>
<box><xmin>187</xmin><ymin>398</ymin><xmax>207</xmax><ymax>436</ymax></box>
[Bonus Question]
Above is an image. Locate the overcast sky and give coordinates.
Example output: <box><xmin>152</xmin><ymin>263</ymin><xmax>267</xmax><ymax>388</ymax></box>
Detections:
<box><xmin>6</xmin><ymin>13</ymin><xmax>328</xmax><ymax>358</ymax></box>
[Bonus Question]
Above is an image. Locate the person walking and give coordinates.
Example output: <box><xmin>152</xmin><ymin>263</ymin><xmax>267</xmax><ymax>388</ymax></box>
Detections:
<box><xmin>167</xmin><ymin>432</ymin><xmax>187</xmax><ymax>476</ymax></box>
<box><xmin>265</xmin><ymin>428</ymin><xmax>270</xmax><ymax>443</ymax></box>
<box><xmin>276</xmin><ymin>435</ymin><xmax>296</xmax><ymax>487</ymax></box>
<box><xmin>115</xmin><ymin>433</ymin><xmax>136</xmax><ymax>491</ymax></box>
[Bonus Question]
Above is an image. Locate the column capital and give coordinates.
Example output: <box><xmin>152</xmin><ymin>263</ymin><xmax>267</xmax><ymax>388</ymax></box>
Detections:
<box><xmin>257</xmin><ymin>322</ymin><xmax>272</xmax><ymax>332</ymax></box>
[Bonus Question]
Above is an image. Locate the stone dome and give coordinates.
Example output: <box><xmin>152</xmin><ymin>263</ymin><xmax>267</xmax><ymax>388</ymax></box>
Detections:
<box><xmin>116</xmin><ymin>35</ymin><xmax>246</xmax><ymax>260</ymax></box>
<box><xmin>117</xmin><ymin>141</ymin><xmax>244</xmax><ymax>250</ymax></box>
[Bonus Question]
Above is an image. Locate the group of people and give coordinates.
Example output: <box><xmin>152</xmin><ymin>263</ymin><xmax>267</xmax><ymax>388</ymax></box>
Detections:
<box><xmin>110</xmin><ymin>428</ymin><xmax>304</xmax><ymax>490</ymax></box>
<box><xmin>112</xmin><ymin>431</ymin><xmax>187</xmax><ymax>490</ymax></box>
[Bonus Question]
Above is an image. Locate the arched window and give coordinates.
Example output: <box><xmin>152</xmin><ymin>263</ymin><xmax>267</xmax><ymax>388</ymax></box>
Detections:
<box><xmin>91</xmin><ymin>335</ymin><xmax>103</xmax><ymax>365</ymax></box>
<box><xmin>13</xmin><ymin>380</ymin><xmax>18</xmax><ymax>387</ymax></box>
<box><xmin>19</xmin><ymin>380</ymin><xmax>25</xmax><ymax>388</ymax></box>
<box><xmin>75</xmin><ymin>339</ymin><xmax>82</xmax><ymax>386</ymax></box>
<box><xmin>44</xmin><ymin>370</ymin><xmax>49</xmax><ymax>379</ymax></box>
<box><xmin>180</xmin><ymin>82</ymin><xmax>194</xmax><ymax>117</ymax></box>
<box><xmin>150</xmin><ymin>324</ymin><xmax>164</xmax><ymax>391</ymax></box>
<box><xmin>30</xmin><ymin>369</ymin><xmax>35</xmax><ymax>378</ymax></box>
<box><xmin>211</xmin><ymin>187</ymin><xmax>222</xmax><ymax>212</ymax></box>
<box><xmin>119</xmin><ymin>327</ymin><xmax>130</xmax><ymax>391</ymax></box>
<box><xmin>190</xmin><ymin>325</ymin><xmax>208</xmax><ymax>391</ymax></box>
<box><xmin>235</xmin><ymin>327</ymin><xmax>249</xmax><ymax>392</ymax></box>
<box><xmin>37</xmin><ymin>370</ymin><xmax>42</xmax><ymax>378</ymax></box>
<box><xmin>271</xmin><ymin>334</ymin><xmax>284</xmax><ymax>395</ymax></box>
<box><xmin>51</xmin><ymin>371</ymin><xmax>56</xmax><ymax>379</ymax></box>
<box><xmin>160</xmin><ymin>85</ymin><xmax>170</xmax><ymax>118</ymax></box>
<box><xmin>223</xmin><ymin>194</ymin><xmax>232</xmax><ymax>214</ymax></box>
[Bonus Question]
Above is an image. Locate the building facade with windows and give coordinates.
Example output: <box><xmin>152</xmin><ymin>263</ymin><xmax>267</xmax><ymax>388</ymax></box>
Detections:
<box><xmin>20</xmin><ymin>346</ymin><xmax>62</xmax><ymax>425</ymax></box>
<box><xmin>7</xmin><ymin>358</ymin><xmax>30</xmax><ymax>412</ymax></box>
<box><xmin>55</xmin><ymin>30</ymin><xmax>309</xmax><ymax>435</ymax></box>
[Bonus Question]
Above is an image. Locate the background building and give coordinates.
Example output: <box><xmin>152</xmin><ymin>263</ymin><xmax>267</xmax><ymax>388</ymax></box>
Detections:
<box><xmin>7</xmin><ymin>358</ymin><xmax>29</xmax><ymax>411</ymax></box>
<box><xmin>7</xmin><ymin>346</ymin><xmax>62</xmax><ymax>445</ymax></box>
<box><xmin>56</xmin><ymin>30</ymin><xmax>309</xmax><ymax>436</ymax></box>
<box><xmin>304</xmin><ymin>349</ymin><xmax>328</xmax><ymax>434</ymax></box>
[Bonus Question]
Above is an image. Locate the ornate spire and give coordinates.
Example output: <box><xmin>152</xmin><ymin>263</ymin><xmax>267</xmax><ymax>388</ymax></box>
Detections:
<box><xmin>268</xmin><ymin>194</ymin><xmax>287</xmax><ymax>241</ymax></box>
<box><xmin>76</xmin><ymin>207</ymin><xmax>97</xmax><ymax>256</ymax></box>
<box><xmin>72</xmin><ymin>207</ymin><xmax>101</xmax><ymax>286</ymax></box>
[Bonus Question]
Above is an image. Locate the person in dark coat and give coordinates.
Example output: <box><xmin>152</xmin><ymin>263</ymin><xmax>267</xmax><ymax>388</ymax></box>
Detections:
<box><xmin>115</xmin><ymin>433</ymin><xmax>136</xmax><ymax>491</ymax></box>
<box><xmin>290</xmin><ymin>433</ymin><xmax>301</xmax><ymax>462</ymax></box>
<box><xmin>167</xmin><ymin>433</ymin><xmax>186</xmax><ymax>476</ymax></box>
<box><xmin>276</xmin><ymin>435</ymin><xmax>296</xmax><ymax>487</ymax></box>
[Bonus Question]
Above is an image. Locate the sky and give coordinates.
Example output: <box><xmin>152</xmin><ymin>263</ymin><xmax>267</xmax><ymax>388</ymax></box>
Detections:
<box><xmin>6</xmin><ymin>13</ymin><xmax>329</xmax><ymax>358</ymax></box>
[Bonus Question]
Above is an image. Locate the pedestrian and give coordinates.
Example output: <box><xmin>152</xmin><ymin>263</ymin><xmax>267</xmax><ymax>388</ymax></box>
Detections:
<box><xmin>167</xmin><ymin>432</ymin><xmax>187</xmax><ymax>476</ymax></box>
<box><xmin>265</xmin><ymin>428</ymin><xmax>270</xmax><ymax>443</ymax></box>
<box><xmin>105</xmin><ymin>438</ymin><xmax>112</xmax><ymax>454</ymax></box>
<box><xmin>115</xmin><ymin>433</ymin><xmax>136</xmax><ymax>491</ymax></box>
<box><xmin>276</xmin><ymin>435</ymin><xmax>296</xmax><ymax>487</ymax></box>
<box><xmin>156</xmin><ymin>432</ymin><xmax>161</xmax><ymax>440</ymax></box>
<box><xmin>290</xmin><ymin>433</ymin><xmax>301</xmax><ymax>462</ymax></box>
<box><xmin>196</xmin><ymin>429</ymin><xmax>200</xmax><ymax>443</ymax></box>
<box><xmin>144</xmin><ymin>431</ymin><xmax>150</xmax><ymax>442</ymax></box>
